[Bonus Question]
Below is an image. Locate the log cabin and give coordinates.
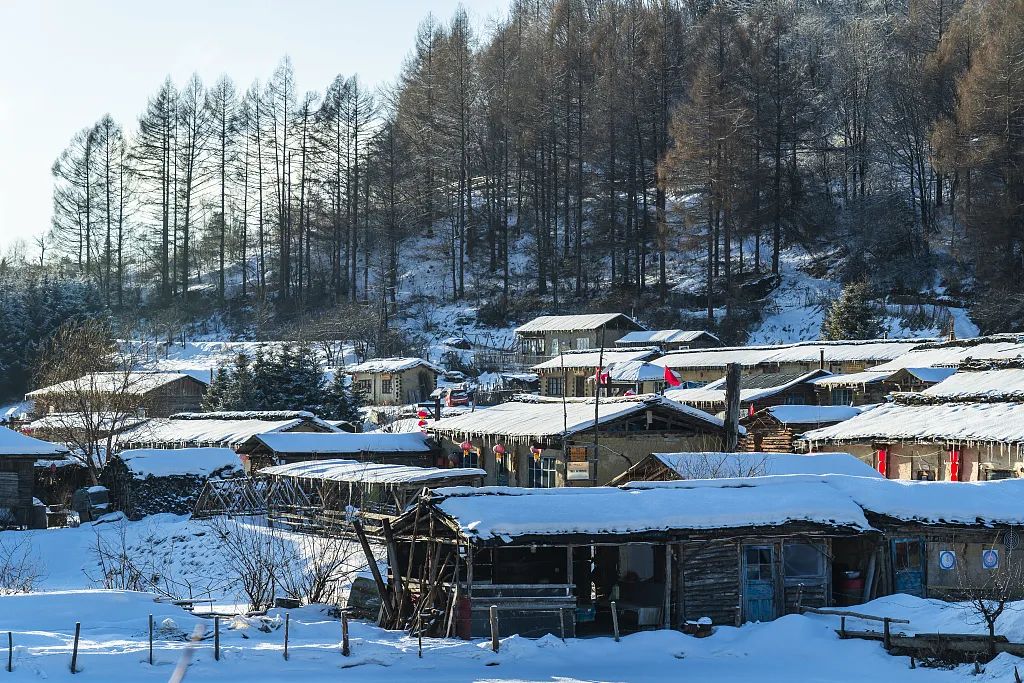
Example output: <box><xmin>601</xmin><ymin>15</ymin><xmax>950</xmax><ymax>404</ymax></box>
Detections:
<box><xmin>742</xmin><ymin>405</ymin><xmax>865</xmax><ymax>453</ymax></box>
<box><xmin>0</xmin><ymin>425</ymin><xmax>66</xmax><ymax>528</ymax></box>
<box><xmin>26</xmin><ymin>372</ymin><xmax>207</xmax><ymax>418</ymax></box>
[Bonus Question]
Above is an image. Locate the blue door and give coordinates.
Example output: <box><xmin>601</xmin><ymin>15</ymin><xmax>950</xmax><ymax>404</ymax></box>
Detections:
<box><xmin>742</xmin><ymin>545</ymin><xmax>776</xmax><ymax>622</ymax></box>
<box><xmin>891</xmin><ymin>538</ymin><xmax>925</xmax><ymax>597</ymax></box>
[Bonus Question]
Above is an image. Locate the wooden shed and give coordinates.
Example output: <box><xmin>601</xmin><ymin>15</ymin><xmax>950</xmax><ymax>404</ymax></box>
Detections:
<box><xmin>26</xmin><ymin>371</ymin><xmax>207</xmax><ymax>418</ymax></box>
<box><xmin>0</xmin><ymin>426</ymin><xmax>66</xmax><ymax>528</ymax></box>
<box><xmin>741</xmin><ymin>405</ymin><xmax>865</xmax><ymax>453</ymax></box>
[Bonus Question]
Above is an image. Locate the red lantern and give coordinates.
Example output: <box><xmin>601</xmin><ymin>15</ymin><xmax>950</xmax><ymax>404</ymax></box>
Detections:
<box><xmin>950</xmin><ymin>449</ymin><xmax>961</xmax><ymax>482</ymax></box>
<box><xmin>418</xmin><ymin>419</ymin><xmax>429</xmax><ymax>427</ymax></box>
<box><xmin>493</xmin><ymin>443</ymin><xmax>507</xmax><ymax>456</ymax></box>
<box><xmin>530</xmin><ymin>444</ymin><xmax>542</xmax><ymax>462</ymax></box>
<box><xmin>417</xmin><ymin>409</ymin><xmax>430</xmax><ymax>419</ymax></box>
<box><xmin>460</xmin><ymin>440</ymin><xmax>473</xmax><ymax>454</ymax></box>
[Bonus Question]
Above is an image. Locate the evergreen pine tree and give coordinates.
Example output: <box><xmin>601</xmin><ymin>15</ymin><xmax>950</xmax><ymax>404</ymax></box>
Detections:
<box><xmin>326</xmin><ymin>371</ymin><xmax>364</xmax><ymax>429</ymax></box>
<box><xmin>821</xmin><ymin>281</ymin><xmax>883</xmax><ymax>340</ymax></box>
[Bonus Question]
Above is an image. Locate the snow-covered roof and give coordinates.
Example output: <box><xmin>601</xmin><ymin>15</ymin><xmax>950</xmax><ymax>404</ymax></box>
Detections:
<box><xmin>604</xmin><ymin>360</ymin><xmax>667</xmax><ymax>383</ymax></box>
<box><xmin>242</xmin><ymin>431</ymin><xmax>433</xmax><ymax>454</ymax></box>
<box><xmin>914</xmin><ymin>367</ymin><xmax>1024</xmax><ymax>402</ymax></box>
<box><xmin>651</xmin><ymin>451</ymin><xmax>881</xmax><ymax>478</ymax></box>
<box><xmin>25</xmin><ymin>413</ymin><xmax>147</xmax><ymax>434</ymax></box>
<box><xmin>115</xmin><ymin>447</ymin><xmax>242</xmax><ymax>479</ymax></box>
<box><xmin>801</xmin><ymin>401</ymin><xmax>1024</xmax><ymax>445</ymax></box>
<box><xmin>0</xmin><ymin>401</ymin><xmax>33</xmax><ymax>423</ymax></box>
<box><xmin>426</xmin><ymin>477</ymin><xmax>873</xmax><ymax>542</ymax></box>
<box><xmin>259</xmin><ymin>458</ymin><xmax>483</xmax><ymax>484</ymax></box>
<box><xmin>614</xmin><ymin>330</ymin><xmax>719</xmax><ymax>346</ymax></box>
<box><xmin>0</xmin><ymin>426</ymin><xmax>67</xmax><ymax>457</ymax></box>
<box><xmin>427</xmin><ymin>394</ymin><xmax>726</xmax><ymax>443</ymax></box>
<box><xmin>515</xmin><ymin>313</ymin><xmax>642</xmax><ymax>334</ymax></box>
<box><xmin>809</xmin><ymin>367</ymin><xmax>956</xmax><ymax>388</ymax></box>
<box><xmin>655</xmin><ymin>339</ymin><xmax>929</xmax><ymax>370</ymax></box>
<box><xmin>869</xmin><ymin>335</ymin><xmax>1024</xmax><ymax>371</ymax></box>
<box><xmin>665</xmin><ymin>370</ymin><xmax>825</xmax><ymax>407</ymax></box>
<box><xmin>532</xmin><ymin>347</ymin><xmax>659</xmax><ymax>370</ymax></box>
<box><xmin>116</xmin><ymin>414</ymin><xmax>339</xmax><ymax>448</ymax></box>
<box><xmin>346</xmin><ymin>357</ymin><xmax>442</xmax><ymax>374</ymax></box>
<box><xmin>760</xmin><ymin>405</ymin><xmax>865</xmax><ymax>425</ymax></box>
<box><xmin>26</xmin><ymin>372</ymin><xmax>204</xmax><ymax>398</ymax></box>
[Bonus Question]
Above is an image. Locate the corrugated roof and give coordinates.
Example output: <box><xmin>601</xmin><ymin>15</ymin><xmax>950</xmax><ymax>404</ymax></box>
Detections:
<box><xmin>259</xmin><ymin>458</ymin><xmax>484</xmax><ymax>484</ymax></box>
<box><xmin>427</xmin><ymin>394</ymin><xmax>726</xmax><ymax>443</ymax></box>
<box><xmin>762</xmin><ymin>405</ymin><xmax>864</xmax><ymax>425</ymax></box>
<box><xmin>915</xmin><ymin>368</ymin><xmax>1024</xmax><ymax>402</ymax></box>
<box><xmin>652</xmin><ymin>451</ymin><xmax>881</xmax><ymax>478</ymax></box>
<box><xmin>245</xmin><ymin>432</ymin><xmax>433</xmax><ymax>454</ymax></box>
<box><xmin>665</xmin><ymin>370</ymin><xmax>826</xmax><ymax>407</ymax></box>
<box><xmin>605</xmin><ymin>361</ymin><xmax>666</xmax><ymax>383</ymax></box>
<box><xmin>615</xmin><ymin>330</ymin><xmax>719</xmax><ymax>345</ymax></box>
<box><xmin>515</xmin><ymin>313</ymin><xmax>641</xmax><ymax>334</ymax></box>
<box><xmin>654</xmin><ymin>339</ymin><xmax>930</xmax><ymax>370</ymax></box>
<box><xmin>532</xmin><ymin>347</ymin><xmax>659</xmax><ymax>370</ymax></box>
<box><xmin>117</xmin><ymin>414</ymin><xmax>339</xmax><ymax>448</ymax></box>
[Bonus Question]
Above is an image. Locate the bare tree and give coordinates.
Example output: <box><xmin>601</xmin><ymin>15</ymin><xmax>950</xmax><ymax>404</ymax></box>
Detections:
<box><xmin>954</xmin><ymin>534</ymin><xmax>1024</xmax><ymax>656</ymax></box>
<box><xmin>0</xmin><ymin>536</ymin><xmax>43</xmax><ymax>595</ymax></box>
<box><xmin>32</xmin><ymin>320</ymin><xmax>152</xmax><ymax>484</ymax></box>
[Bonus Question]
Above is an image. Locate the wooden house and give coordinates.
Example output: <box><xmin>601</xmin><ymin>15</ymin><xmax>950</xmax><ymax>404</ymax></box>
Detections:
<box><xmin>235</xmin><ymin>431</ymin><xmax>440</xmax><ymax>471</ymax></box>
<box><xmin>256</xmin><ymin>459</ymin><xmax>484</xmax><ymax>532</ymax></box>
<box><xmin>654</xmin><ymin>339</ymin><xmax>929</xmax><ymax>385</ymax></box>
<box><xmin>742</xmin><ymin>405</ymin><xmax>865</xmax><ymax>453</ymax></box>
<box><xmin>809</xmin><ymin>367</ymin><xmax>955</xmax><ymax>406</ymax></box>
<box><xmin>613</xmin><ymin>329</ymin><xmax>722</xmax><ymax>352</ymax></box>
<box><xmin>515</xmin><ymin>313</ymin><xmax>644</xmax><ymax>365</ymax></box>
<box><xmin>376</xmin><ymin>475</ymin><xmax>1024</xmax><ymax>639</ymax></box>
<box><xmin>666</xmin><ymin>369</ymin><xmax>829</xmax><ymax>414</ymax></box>
<box><xmin>532</xmin><ymin>347</ymin><xmax>660</xmax><ymax>397</ymax></box>
<box><xmin>607</xmin><ymin>450</ymin><xmax>881</xmax><ymax>485</ymax></box>
<box><xmin>426</xmin><ymin>394</ymin><xmax>732</xmax><ymax>487</ymax></box>
<box><xmin>802</xmin><ymin>363</ymin><xmax>1024</xmax><ymax>481</ymax></box>
<box><xmin>346</xmin><ymin>358</ymin><xmax>442</xmax><ymax>406</ymax></box>
<box><xmin>0</xmin><ymin>425</ymin><xmax>66</xmax><ymax>528</ymax></box>
<box><xmin>26</xmin><ymin>372</ymin><xmax>207</xmax><ymax>418</ymax></box>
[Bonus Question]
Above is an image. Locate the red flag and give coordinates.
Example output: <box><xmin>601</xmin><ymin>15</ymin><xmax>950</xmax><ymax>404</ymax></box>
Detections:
<box><xmin>595</xmin><ymin>367</ymin><xmax>609</xmax><ymax>385</ymax></box>
<box><xmin>663</xmin><ymin>366</ymin><xmax>682</xmax><ymax>387</ymax></box>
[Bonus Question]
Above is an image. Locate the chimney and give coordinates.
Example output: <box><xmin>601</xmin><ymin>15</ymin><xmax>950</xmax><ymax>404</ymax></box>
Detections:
<box><xmin>819</xmin><ymin>348</ymin><xmax>825</xmax><ymax>370</ymax></box>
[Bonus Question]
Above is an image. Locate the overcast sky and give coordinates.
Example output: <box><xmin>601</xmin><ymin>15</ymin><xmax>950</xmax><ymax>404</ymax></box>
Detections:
<box><xmin>0</xmin><ymin>0</ymin><xmax>507</xmax><ymax>253</ymax></box>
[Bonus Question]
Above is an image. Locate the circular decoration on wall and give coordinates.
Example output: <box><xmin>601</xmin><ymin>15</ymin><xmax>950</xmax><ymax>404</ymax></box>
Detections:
<box><xmin>938</xmin><ymin>550</ymin><xmax>956</xmax><ymax>571</ymax></box>
<box><xmin>982</xmin><ymin>548</ymin><xmax>1000</xmax><ymax>570</ymax></box>
<box><xmin>1003</xmin><ymin>529</ymin><xmax>1021</xmax><ymax>551</ymax></box>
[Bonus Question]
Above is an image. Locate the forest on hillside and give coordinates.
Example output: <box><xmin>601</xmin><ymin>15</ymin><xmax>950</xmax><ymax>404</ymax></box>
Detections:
<box><xmin>5</xmin><ymin>0</ymin><xmax>1024</xmax><ymax>337</ymax></box>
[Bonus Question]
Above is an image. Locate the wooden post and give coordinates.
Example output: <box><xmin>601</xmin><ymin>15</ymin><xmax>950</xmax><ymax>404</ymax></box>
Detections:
<box><xmin>148</xmin><ymin>614</ymin><xmax>154</xmax><ymax>665</ymax></box>
<box><xmin>724</xmin><ymin>363</ymin><xmax>741</xmax><ymax>452</ymax></box>
<box><xmin>7</xmin><ymin>631</ymin><xmax>12</xmax><ymax>672</ymax></box>
<box><xmin>353</xmin><ymin>519</ymin><xmax>392</xmax><ymax>624</ymax></box>
<box><xmin>418</xmin><ymin>632</ymin><xmax>423</xmax><ymax>658</ymax></box>
<box><xmin>840</xmin><ymin>616</ymin><xmax>846</xmax><ymax>638</ymax></box>
<box><xmin>559</xmin><ymin>608</ymin><xmax>566</xmax><ymax>642</ymax></box>
<box><xmin>611</xmin><ymin>601</ymin><xmax>620</xmax><ymax>642</ymax></box>
<box><xmin>662</xmin><ymin>546</ymin><xmax>672</xmax><ymax>629</ymax></box>
<box><xmin>70</xmin><ymin>622</ymin><xmax>81</xmax><ymax>674</ymax></box>
<box><xmin>283</xmin><ymin>613</ymin><xmax>290</xmax><ymax>661</ymax></box>
<box><xmin>341</xmin><ymin>612</ymin><xmax>350</xmax><ymax>657</ymax></box>
<box><xmin>214</xmin><ymin>617</ymin><xmax>220</xmax><ymax>662</ymax></box>
<box><xmin>883</xmin><ymin>617</ymin><xmax>891</xmax><ymax>651</ymax></box>
<box><xmin>489</xmin><ymin>605</ymin><xmax>499</xmax><ymax>653</ymax></box>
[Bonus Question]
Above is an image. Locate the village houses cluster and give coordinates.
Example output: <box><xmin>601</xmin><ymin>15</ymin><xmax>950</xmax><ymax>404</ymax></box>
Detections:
<box><xmin>3</xmin><ymin>313</ymin><xmax>1024</xmax><ymax>642</ymax></box>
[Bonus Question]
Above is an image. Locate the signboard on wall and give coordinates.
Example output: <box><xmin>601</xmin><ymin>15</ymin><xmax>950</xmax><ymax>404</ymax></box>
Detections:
<box><xmin>568</xmin><ymin>446</ymin><xmax>591</xmax><ymax>462</ymax></box>
<box><xmin>982</xmin><ymin>549</ymin><xmax>1000</xmax><ymax>570</ymax></box>
<box><xmin>938</xmin><ymin>550</ymin><xmax>956</xmax><ymax>571</ymax></box>
<box><xmin>566</xmin><ymin>462</ymin><xmax>591</xmax><ymax>481</ymax></box>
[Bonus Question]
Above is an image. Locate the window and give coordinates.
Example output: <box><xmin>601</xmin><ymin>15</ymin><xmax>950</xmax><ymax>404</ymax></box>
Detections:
<box><xmin>575</xmin><ymin>337</ymin><xmax>590</xmax><ymax>350</ymax></box>
<box><xmin>831</xmin><ymin>388</ymin><xmax>854</xmax><ymax>406</ymax></box>
<box><xmin>529</xmin><ymin>455</ymin><xmax>557</xmax><ymax>488</ymax></box>
<box><xmin>893</xmin><ymin>539</ymin><xmax>922</xmax><ymax>571</ymax></box>
<box><xmin>785</xmin><ymin>395</ymin><xmax>805</xmax><ymax>405</ymax></box>
<box><xmin>523</xmin><ymin>338</ymin><xmax>545</xmax><ymax>355</ymax></box>
<box><xmin>619</xmin><ymin>544</ymin><xmax>655</xmax><ymax>582</ymax></box>
<box><xmin>356</xmin><ymin>380</ymin><xmax>372</xmax><ymax>394</ymax></box>
<box><xmin>551</xmin><ymin>338</ymin><xmax>560</xmax><ymax>356</ymax></box>
<box><xmin>784</xmin><ymin>543</ymin><xmax>825</xmax><ymax>579</ymax></box>
<box><xmin>381</xmin><ymin>379</ymin><xmax>393</xmax><ymax>394</ymax></box>
<box><xmin>744</xmin><ymin>547</ymin><xmax>774</xmax><ymax>581</ymax></box>
<box><xmin>461</xmin><ymin>449</ymin><xmax>479</xmax><ymax>468</ymax></box>
<box><xmin>546</xmin><ymin>377</ymin><xmax>564</xmax><ymax>397</ymax></box>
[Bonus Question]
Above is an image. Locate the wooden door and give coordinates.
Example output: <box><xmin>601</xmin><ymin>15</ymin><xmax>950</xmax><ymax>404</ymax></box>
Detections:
<box><xmin>742</xmin><ymin>545</ymin><xmax>777</xmax><ymax>622</ymax></box>
<box><xmin>891</xmin><ymin>538</ymin><xmax>925</xmax><ymax>597</ymax></box>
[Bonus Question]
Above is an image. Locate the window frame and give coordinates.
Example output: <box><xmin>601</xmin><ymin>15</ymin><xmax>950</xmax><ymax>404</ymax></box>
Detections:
<box><xmin>783</xmin><ymin>542</ymin><xmax>827</xmax><ymax>582</ymax></box>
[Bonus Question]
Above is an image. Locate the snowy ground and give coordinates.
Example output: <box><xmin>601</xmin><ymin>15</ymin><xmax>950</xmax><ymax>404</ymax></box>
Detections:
<box><xmin>1</xmin><ymin>516</ymin><xmax>1022</xmax><ymax>681</ymax></box>
<box><xmin>1</xmin><ymin>589</ymin><xmax>1023</xmax><ymax>682</ymax></box>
